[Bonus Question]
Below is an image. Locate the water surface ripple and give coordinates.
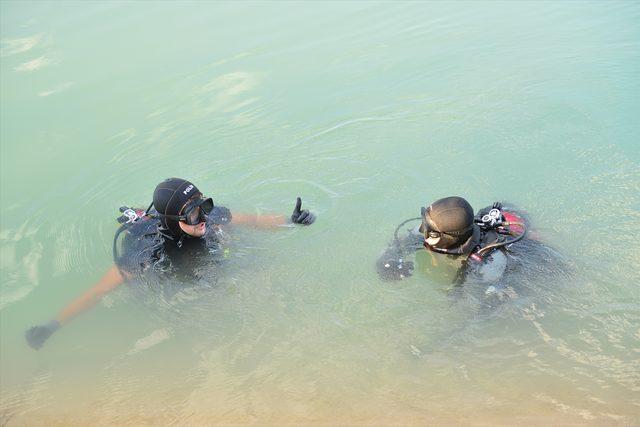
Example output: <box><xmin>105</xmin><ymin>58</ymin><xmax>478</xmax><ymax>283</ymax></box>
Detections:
<box><xmin>1</xmin><ymin>1</ymin><xmax>639</xmax><ymax>425</ymax></box>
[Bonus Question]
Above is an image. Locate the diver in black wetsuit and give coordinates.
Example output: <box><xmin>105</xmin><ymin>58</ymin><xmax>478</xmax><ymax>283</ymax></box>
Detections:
<box><xmin>25</xmin><ymin>177</ymin><xmax>316</xmax><ymax>350</ymax></box>
<box><xmin>376</xmin><ymin>196</ymin><xmax>562</xmax><ymax>297</ymax></box>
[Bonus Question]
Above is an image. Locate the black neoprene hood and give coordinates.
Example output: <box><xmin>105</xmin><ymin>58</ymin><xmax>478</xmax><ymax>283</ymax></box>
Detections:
<box><xmin>153</xmin><ymin>178</ymin><xmax>201</xmax><ymax>238</ymax></box>
<box><xmin>423</xmin><ymin>196</ymin><xmax>475</xmax><ymax>249</ymax></box>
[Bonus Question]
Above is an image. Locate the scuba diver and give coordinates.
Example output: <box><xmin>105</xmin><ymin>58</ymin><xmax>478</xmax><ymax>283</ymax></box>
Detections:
<box><xmin>25</xmin><ymin>177</ymin><xmax>316</xmax><ymax>350</ymax></box>
<box><xmin>376</xmin><ymin>196</ymin><xmax>564</xmax><ymax>303</ymax></box>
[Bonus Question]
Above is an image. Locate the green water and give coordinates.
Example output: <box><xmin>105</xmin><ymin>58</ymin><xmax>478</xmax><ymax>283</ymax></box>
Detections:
<box><xmin>1</xmin><ymin>1</ymin><xmax>639</xmax><ymax>424</ymax></box>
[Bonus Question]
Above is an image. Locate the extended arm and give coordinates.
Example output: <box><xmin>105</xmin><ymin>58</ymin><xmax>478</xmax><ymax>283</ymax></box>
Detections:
<box><xmin>231</xmin><ymin>213</ymin><xmax>289</xmax><ymax>229</ymax></box>
<box><xmin>231</xmin><ymin>197</ymin><xmax>315</xmax><ymax>229</ymax></box>
<box><xmin>56</xmin><ymin>265</ymin><xmax>124</xmax><ymax>325</ymax></box>
<box><xmin>25</xmin><ymin>265</ymin><xmax>124</xmax><ymax>350</ymax></box>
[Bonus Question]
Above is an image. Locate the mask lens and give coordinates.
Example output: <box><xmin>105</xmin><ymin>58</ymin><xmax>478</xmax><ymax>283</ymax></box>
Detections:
<box><xmin>200</xmin><ymin>197</ymin><xmax>213</xmax><ymax>214</ymax></box>
<box><xmin>186</xmin><ymin>206</ymin><xmax>201</xmax><ymax>225</ymax></box>
<box><xmin>422</xmin><ymin>219</ymin><xmax>439</xmax><ymax>239</ymax></box>
<box><xmin>424</xmin><ymin>223</ymin><xmax>442</xmax><ymax>247</ymax></box>
<box><xmin>181</xmin><ymin>197</ymin><xmax>214</xmax><ymax>225</ymax></box>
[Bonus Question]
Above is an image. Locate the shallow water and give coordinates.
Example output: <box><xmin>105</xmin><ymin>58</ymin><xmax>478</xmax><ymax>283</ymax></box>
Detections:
<box><xmin>1</xmin><ymin>1</ymin><xmax>639</xmax><ymax>425</ymax></box>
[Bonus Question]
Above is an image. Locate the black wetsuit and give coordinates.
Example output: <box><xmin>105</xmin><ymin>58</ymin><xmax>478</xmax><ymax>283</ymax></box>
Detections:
<box><xmin>115</xmin><ymin>206</ymin><xmax>233</xmax><ymax>283</ymax></box>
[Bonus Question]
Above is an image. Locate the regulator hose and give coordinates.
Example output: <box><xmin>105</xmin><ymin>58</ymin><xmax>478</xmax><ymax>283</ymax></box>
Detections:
<box><xmin>112</xmin><ymin>223</ymin><xmax>129</xmax><ymax>267</ymax></box>
<box><xmin>476</xmin><ymin>221</ymin><xmax>527</xmax><ymax>256</ymax></box>
<box><xmin>393</xmin><ymin>217</ymin><xmax>422</xmax><ymax>244</ymax></box>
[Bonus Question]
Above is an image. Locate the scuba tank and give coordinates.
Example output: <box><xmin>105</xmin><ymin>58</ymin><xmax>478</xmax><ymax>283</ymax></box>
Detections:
<box><xmin>470</xmin><ymin>202</ymin><xmax>527</xmax><ymax>258</ymax></box>
<box><xmin>453</xmin><ymin>203</ymin><xmax>528</xmax><ymax>284</ymax></box>
<box><xmin>113</xmin><ymin>204</ymin><xmax>156</xmax><ymax>273</ymax></box>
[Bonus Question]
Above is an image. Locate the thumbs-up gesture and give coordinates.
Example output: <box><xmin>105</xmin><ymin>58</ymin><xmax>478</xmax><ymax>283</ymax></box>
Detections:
<box><xmin>290</xmin><ymin>197</ymin><xmax>316</xmax><ymax>225</ymax></box>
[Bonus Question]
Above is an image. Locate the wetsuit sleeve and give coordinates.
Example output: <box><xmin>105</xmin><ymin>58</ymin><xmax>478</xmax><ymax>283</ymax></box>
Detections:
<box><xmin>209</xmin><ymin>206</ymin><xmax>232</xmax><ymax>224</ymax></box>
<box><xmin>376</xmin><ymin>232</ymin><xmax>423</xmax><ymax>281</ymax></box>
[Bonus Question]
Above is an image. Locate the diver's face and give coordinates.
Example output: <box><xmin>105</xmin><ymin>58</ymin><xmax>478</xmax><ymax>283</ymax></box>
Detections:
<box><xmin>179</xmin><ymin>218</ymin><xmax>206</xmax><ymax>237</ymax></box>
<box><xmin>177</xmin><ymin>198</ymin><xmax>208</xmax><ymax>238</ymax></box>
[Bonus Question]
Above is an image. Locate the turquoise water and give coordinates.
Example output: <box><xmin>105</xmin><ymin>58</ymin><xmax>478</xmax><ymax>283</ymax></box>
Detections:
<box><xmin>1</xmin><ymin>1</ymin><xmax>639</xmax><ymax>424</ymax></box>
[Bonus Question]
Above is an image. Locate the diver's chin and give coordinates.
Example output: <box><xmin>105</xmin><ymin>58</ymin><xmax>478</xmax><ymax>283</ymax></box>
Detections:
<box><xmin>194</xmin><ymin>222</ymin><xmax>206</xmax><ymax>237</ymax></box>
